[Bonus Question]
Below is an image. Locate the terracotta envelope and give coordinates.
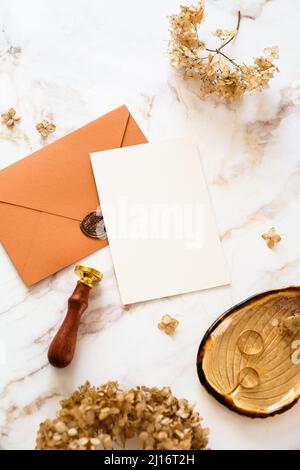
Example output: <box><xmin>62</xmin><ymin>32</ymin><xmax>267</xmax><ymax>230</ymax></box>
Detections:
<box><xmin>0</xmin><ymin>105</ymin><xmax>147</xmax><ymax>286</ymax></box>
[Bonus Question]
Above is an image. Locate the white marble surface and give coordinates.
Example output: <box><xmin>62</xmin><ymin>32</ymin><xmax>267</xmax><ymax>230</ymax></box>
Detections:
<box><xmin>0</xmin><ymin>0</ymin><xmax>300</xmax><ymax>450</ymax></box>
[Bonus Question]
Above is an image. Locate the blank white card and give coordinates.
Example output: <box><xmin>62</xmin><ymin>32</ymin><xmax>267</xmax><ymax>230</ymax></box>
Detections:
<box><xmin>91</xmin><ymin>138</ymin><xmax>230</xmax><ymax>304</ymax></box>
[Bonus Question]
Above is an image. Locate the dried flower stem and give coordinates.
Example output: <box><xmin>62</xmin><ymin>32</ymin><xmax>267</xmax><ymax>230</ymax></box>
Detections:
<box><xmin>202</xmin><ymin>11</ymin><xmax>241</xmax><ymax>68</ymax></box>
<box><xmin>217</xmin><ymin>11</ymin><xmax>241</xmax><ymax>52</ymax></box>
<box><xmin>217</xmin><ymin>51</ymin><xmax>241</xmax><ymax>69</ymax></box>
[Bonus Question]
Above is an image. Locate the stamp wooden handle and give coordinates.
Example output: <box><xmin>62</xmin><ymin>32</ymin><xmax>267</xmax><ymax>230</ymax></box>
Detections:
<box><xmin>48</xmin><ymin>283</ymin><xmax>91</xmax><ymax>368</ymax></box>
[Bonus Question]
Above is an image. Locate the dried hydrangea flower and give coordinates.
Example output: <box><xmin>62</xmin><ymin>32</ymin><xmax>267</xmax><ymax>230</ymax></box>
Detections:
<box><xmin>1</xmin><ymin>108</ymin><xmax>21</xmax><ymax>128</ymax></box>
<box><xmin>168</xmin><ymin>1</ymin><xmax>279</xmax><ymax>101</ymax></box>
<box><xmin>36</xmin><ymin>381</ymin><xmax>208</xmax><ymax>450</ymax></box>
<box><xmin>36</xmin><ymin>120</ymin><xmax>56</xmax><ymax>138</ymax></box>
<box><xmin>158</xmin><ymin>315</ymin><xmax>179</xmax><ymax>336</ymax></box>
<box><xmin>261</xmin><ymin>227</ymin><xmax>281</xmax><ymax>249</ymax></box>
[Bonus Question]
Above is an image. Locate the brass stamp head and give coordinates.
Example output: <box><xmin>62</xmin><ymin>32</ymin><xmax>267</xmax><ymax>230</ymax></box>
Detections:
<box><xmin>75</xmin><ymin>265</ymin><xmax>103</xmax><ymax>288</ymax></box>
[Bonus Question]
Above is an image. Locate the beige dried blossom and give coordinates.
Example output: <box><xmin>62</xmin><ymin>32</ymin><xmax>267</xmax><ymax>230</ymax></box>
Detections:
<box><xmin>1</xmin><ymin>108</ymin><xmax>21</xmax><ymax>127</ymax></box>
<box><xmin>36</xmin><ymin>381</ymin><xmax>208</xmax><ymax>450</ymax></box>
<box><xmin>261</xmin><ymin>227</ymin><xmax>281</xmax><ymax>249</ymax></box>
<box><xmin>213</xmin><ymin>29</ymin><xmax>236</xmax><ymax>42</ymax></box>
<box><xmin>158</xmin><ymin>315</ymin><xmax>179</xmax><ymax>336</ymax></box>
<box><xmin>36</xmin><ymin>120</ymin><xmax>56</xmax><ymax>138</ymax></box>
<box><xmin>168</xmin><ymin>1</ymin><xmax>279</xmax><ymax>101</ymax></box>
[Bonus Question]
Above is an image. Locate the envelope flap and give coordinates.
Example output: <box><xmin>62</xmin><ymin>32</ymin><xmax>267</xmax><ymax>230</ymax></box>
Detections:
<box><xmin>0</xmin><ymin>105</ymin><xmax>130</xmax><ymax>221</ymax></box>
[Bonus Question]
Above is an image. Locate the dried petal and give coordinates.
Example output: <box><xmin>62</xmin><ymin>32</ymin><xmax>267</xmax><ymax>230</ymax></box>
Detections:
<box><xmin>8</xmin><ymin>108</ymin><xmax>16</xmax><ymax>117</ymax></box>
<box><xmin>78</xmin><ymin>437</ymin><xmax>89</xmax><ymax>446</ymax></box>
<box><xmin>158</xmin><ymin>315</ymin><xmax>179</xmax><ymax>336</ymax></box>
<box><xmin>46</xmin><ymin>123</ymin><xmax>56</xmax><ymax>133</ymax></box>
<box><xmin>40</xmin><ymin>129</ymin><xmax>48</xmax><ymax>138</ymax></box>
<box><xmin>90</xmin><ymin>438</ymin><xmax>100</xmax><ymax>446</ymax></box>
<box><xmin>55</xmin><ymin>421</ymin><xmax>67</xmax><ymax>433</ymax></box>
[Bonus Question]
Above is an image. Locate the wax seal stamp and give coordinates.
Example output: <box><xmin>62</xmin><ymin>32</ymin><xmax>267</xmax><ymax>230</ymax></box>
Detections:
<box><xmin>80</xmin><ymin>209</ymin><xmax>107</xmax><ymax>239</ymax></box>
<box><xmin>48</xmin><ymin>265</ymin><xmax>103</xmax><ymax>368</ymax></box>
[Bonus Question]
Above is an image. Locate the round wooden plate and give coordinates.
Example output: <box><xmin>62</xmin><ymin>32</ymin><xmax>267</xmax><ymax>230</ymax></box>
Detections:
<box><xmin>196</xmin><ymin>286</ymin><xmax>300</xmax><ymax>418</ymax></box>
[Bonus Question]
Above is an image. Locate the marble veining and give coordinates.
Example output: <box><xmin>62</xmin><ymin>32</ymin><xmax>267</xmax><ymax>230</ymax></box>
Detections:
<box><xmin>0</xmin><ymin>0</ymin><xmax>300</xmax><ymax>450</ymax></box>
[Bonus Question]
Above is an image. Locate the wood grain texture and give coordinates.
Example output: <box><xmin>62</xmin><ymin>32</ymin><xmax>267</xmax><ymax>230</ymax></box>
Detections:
<box><xmin>197</xmin><ymin>287</ymin><xmax>300</xmax><ymax>417</ymax></box>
